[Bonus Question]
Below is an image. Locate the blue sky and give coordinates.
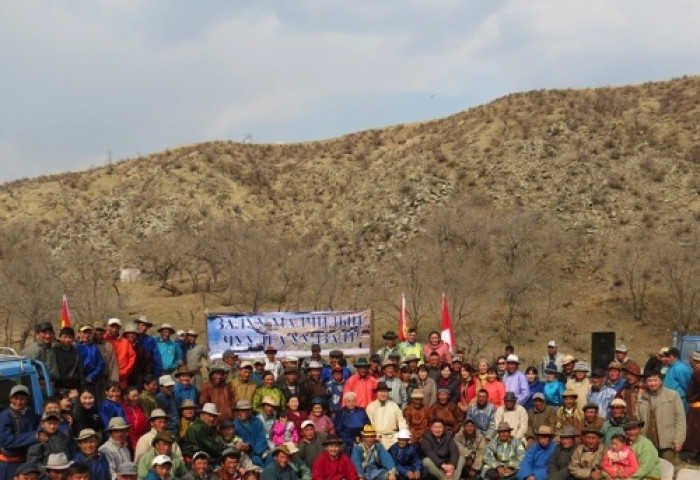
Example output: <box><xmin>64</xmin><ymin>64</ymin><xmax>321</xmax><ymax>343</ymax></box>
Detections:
<box><xmin>1</xmin><ymin>1</ymin><xmax>699</xmax><ymax>182</ymax></box>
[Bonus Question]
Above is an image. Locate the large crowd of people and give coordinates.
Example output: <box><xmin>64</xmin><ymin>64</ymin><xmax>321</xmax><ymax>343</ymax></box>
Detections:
<box><xmin>2</xmin><ymin>320</ymin><xmax>699</xmax><ymax>480</ymax></box>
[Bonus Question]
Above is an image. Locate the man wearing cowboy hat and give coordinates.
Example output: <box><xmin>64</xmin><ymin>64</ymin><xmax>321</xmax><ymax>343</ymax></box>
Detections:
<box><xmin>42</xmin><ymin>453</ymin><xmax>73</xmax><ymax>480</ymax></box>
<box><xmin>366</xmin><ymin>382</ymin><xmax>408</xmax><ymax>450</ymax></box>
<box><xmin>565</xmin><ymin>363</ymin><xmax>591</xmax><ymax>411</ymax></box>
<box><xmin>622</xmin><ymin>417</ymin><xmax>661</xmax><ymax>480</ymax></box>
<box><xmin>311</xmin><ymin>435</ymin><xmax>358</xmax><ymax>480</ymax></box>
<box><xmin>233</xmin><ymin>400</ymin><xmax>271</xmax><ymax>468</ymax></box>
<box><xmin>173</xmin><ymin>365</ymin><xmax>198</xmax><ymax>407</ymax></box>
<box><xmin>568</xmin><ymin>428</ymin><xmax>606</xmax><ymax>480</ymax></box>
<box><xmin>181</xmin><ymin>403</ymin><xmax>227</xmax><ymax>463</ymax></box>
<box><xmin>377</xmin><ymin>331</ymin><xmax>402</xmax><ymax>363</ymax></box>
<box><xmin>517</xmin><ymin>425</ymin><xmax>555</xmax><ymax>480</ymax></box>
<box><xmin>586</xmin><ymin>369</ymin><xmax>616</xmax><ymax>419</ymax></box>
<box><xmin>378</xmin><ymin>360</ymin><xmax>407</xmax><ymax>408</ymax></box>
<box><xmin>199</xmin><ymin>364</ymin><xmax>236</xmax><ymax>423</ymax></box>
<box><xmin>231</xmin><ymin>361</ymin><xmax>258</xmax><ymax>405</ymax></box>
<box><xmin>99</xmin><ymin>417</ymin><xmax>132</xmax><ymax>478</ymax></box>
<box><xmin>134</xmin><ymin>316</ymin><xmax>163</xmax><ymax>378</ymax></box>
<box><xmin>494</xmin><ymin>392</ymin><xmax>528</xmax><ymax>441</ymax></box>
<box><xmin>0</xmin><ymin>385</ymin><xmax>41</xmax><ymax>479</ymax></box>
<box><xmin>116</xmin><ymin>462</ymin><xmax>138</xmax><ymax>480</ymax></box>
<box><xmin>344</xmin><ymin>358</ymin><xmax>379</xmax><ymax>408</ymax></box>
<box><xmin>137</xmin><ymin>431</ymin><xmax>187</xmax><ymax>480</ymax></box>
<box><xmin>134</xmin><ymin>409</ymin><xmax>184</xmax><ymax>464</ymax></box>
<box><xmin>262</xmin><ymin>444</ymin><xmax>297</xmax><ymax>480</ymax></box>
<box><xmin>74</xmin><ymin>428</ymin><xmax>111</xmax><ymax>480</ymax></box>
<box><xmin>156</xmin><ymin>323</ymin><xmax>182</xmax><ymax>376</ymax></box>
<box><xmin>555</xmin><ymin>390</ymin><xmax>584</xmax><ymax>436</ymax></box>
<box><xmin>547</xmin><ymin>426</ymin><xmax>578</xmax><ymax>480</ymax></box>
<box><xmin>351</xmin><ymin>425</ymin><xmax>397</xmax><ymax>480</ymax></box>
<box><xmin>482</xmin><ymin>422</ymin><xmax>525</xmax><ymax>480</ymax></box>
<box><xmin>403</xmin><ymin>390</ymin><xmax>430</xmax><ymax>443</ymax></box>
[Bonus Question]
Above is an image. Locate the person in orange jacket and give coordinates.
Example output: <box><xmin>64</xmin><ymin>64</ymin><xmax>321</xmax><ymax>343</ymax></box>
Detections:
<box><xmin>104</xmin><ymin>318</ymin><xmax>137</xmax><ymax>389</ymax></box>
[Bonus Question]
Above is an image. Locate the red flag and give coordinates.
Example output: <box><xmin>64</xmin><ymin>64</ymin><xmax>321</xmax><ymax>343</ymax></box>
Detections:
<box><xmin>398</xmin><ymin>293</ymin><xmax>408</xmax><ymax>341</ymax></box>
<box><xmin>61</xmin><ymin>295</ymin><xmax>71</xmax><ymax>328</ymax></box>
<box><xmin>441</xmin><ymin>293</ymin><xmax>455</xmax><ymax>349</ymax></box>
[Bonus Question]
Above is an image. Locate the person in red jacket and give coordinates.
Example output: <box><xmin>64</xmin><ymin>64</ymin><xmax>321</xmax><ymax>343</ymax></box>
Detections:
<box><xmin>104</xmin><ymin>318</ymin><xmax>137</xmax><ymax>389</ymax></box>
<box><xmin>311</xmin><ymin>435</ymin><xmax>358</xmax><ymax>480</ymax></box>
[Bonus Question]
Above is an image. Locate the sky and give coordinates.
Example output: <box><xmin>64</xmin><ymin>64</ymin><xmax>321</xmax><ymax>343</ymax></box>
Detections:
<box><xmin>1</xmin><ymin>1</ymin><xmax>699</xmax><ymax>183</ymax></box>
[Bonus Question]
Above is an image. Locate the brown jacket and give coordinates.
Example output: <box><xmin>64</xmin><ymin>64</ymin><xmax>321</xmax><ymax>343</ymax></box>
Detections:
<box><xmin>569</xmin><ymin>443</ymin><xmax>607</xmax><ymax>479</ymax></box>
<box><xmin>199</xmin><ymin>381</ymin><xmax>236</xmax><ymax>423</ymax></box>
<box><xmin>428</xmin><ymin>401</ymin><xmax>464</xmax><ymax>434</ymax></box>
<box><xmin>403</xmin><ymin>404</ymin><xmax>430</xmax><ymax>443</ymax></box>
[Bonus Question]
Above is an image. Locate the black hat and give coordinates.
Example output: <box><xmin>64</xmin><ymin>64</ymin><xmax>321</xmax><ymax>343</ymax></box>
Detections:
<box><xmin>374</xmin><ymin>381</ymin><xmax>390</xmax><ymax>392</ymax></box>
<box><xmin>580</xmin><ymin>427</ymin><xmax>603</xmax><ymax>437</ymax></box>
<box><xmin>382</xmin><ymin>331</ymin><xmax>398</xmax><ymax>340</ymax></box>
<box><xmin>311</xmin><ymin>344</ymin><xmax>321</xmax><ymax>352</ymax></box>
<box><xmin>590</xmin><ymin>368</ymin><xmax>606</xmax><ymax>378</ymax></box>
<box><xmin>35</xmin><ymin>322</ymin><xmax>54</xmax><ymax>333</ymax></box>
<box><xmin>622</xmin><ymin>416</ymin><xmax>645</xmax><ymax>430</ymax></box>
<box><xmin>16</xmin><ymin>462</ymin><xmax>42</xmax><ymax>475</ymax></box>
<box><xmin>322</xmin><ymin>434</ymin><xmax>344</xmax><ymax>446</ymax></box>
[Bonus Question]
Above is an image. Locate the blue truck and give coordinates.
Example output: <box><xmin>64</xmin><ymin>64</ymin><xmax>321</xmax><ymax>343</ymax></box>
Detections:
<box><xmin>672</xmin><ymin>331</ymin><xmax>700</xmax><ymax>365</ymax></box>
<box><xmin>0</xmin><ymin>347</ymin><xmax>53</xmax><ymax>416</ymax></box>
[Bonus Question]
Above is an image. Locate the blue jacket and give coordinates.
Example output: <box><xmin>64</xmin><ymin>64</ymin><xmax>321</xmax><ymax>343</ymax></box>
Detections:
<box><xmin>321</xmin><ymin>366</ymin><xmax>352</xmax><ymax>384</ymax></box>
<box><xmin>335</xmin><ymin>407</ymin><xmax>370</xmax><ymax>455</ymax></box>
<box><xmin>663</xmin><ymin>360</ymin><xmax>692</xmax><ymax>410</ymax></box>
<box><xmin>156</xmin><ymin>337</ymin><xmax>182</xmax><ymax>372</ymax></box>
<box><xmin>516</xmin><ymin>440</ymin><xmax>556</xmax><ymax>480</ymax></box>
<box><xmin>99</xmin><ymin>399</ymin><xmax>126</xmax><ymax>431</ymax></box>
<box><xmin>139</xmin><ymin>334</ymin><xmax>162</xmax><ymax>378</ymax></box>
<box><xmin>388</xmin><ymin>443</ymin><xmax>422</xmax><ymax>478</ymax></box>
<box><xmin>351</xmin><ymin>442</ymin><xmax>396</xmax><ymax>478</ymax></box>
<box><xmin>174</xmin><ymin>384</ymin><xmax>198</xmax><ymax>407</ymax></box>
<box><xmin>234</xmin><ymin>416</ymin><xmax>269</xmax><ymax>458</ymax></box>
<box><xmin>74</xmin><ymin>452</ymin><xmax>111</xmax><ymax>480</ymax></box>
<box><xmin>524</xmin><ymin>381</ymin><xmax>545</xmax><ymax>410</ymax></box>
<box><xmin>157</xmin><ymin>392</ymin><xmax>180</xmax><ymax>435</ymax></box>
<box><xmin>0</xmin><ymin>407</ymin><xmax>40</xmax><ymax>457</ymax></box>
<box><xmin>325</xmin><ymin>380</ymin><xmax>346</xmax><ymax>415</ymax></box>
<box><xmin>76</xmin><ymin>342</ymin><xmax>106</xmax><ymax>383</ymax></box>
<box><xmin>543</xmin><ymin>380</ymin><xmax>564</xmax><ymax>407</ymax></box>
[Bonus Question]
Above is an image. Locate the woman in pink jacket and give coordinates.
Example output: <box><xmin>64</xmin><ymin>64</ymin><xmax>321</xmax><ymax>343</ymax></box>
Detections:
<box><xmin>422</xmin><ymin>331</ymin><xmax>452</xmax><ymax>365</ymax></box>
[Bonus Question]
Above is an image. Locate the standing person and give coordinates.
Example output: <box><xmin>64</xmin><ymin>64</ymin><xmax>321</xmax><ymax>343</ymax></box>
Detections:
<box><xmin>457</xmin><ymin>364</ymin><xmax>477</xmax><ymax>412</ymax></box>
<box><xmin>139</xmin><ymin>375</ymin><xmax>159</xmax><ymax>419</ymax></box>
<box><xmin>604</xmin><ymin>362</ymin><xmax>625</xmax><ymax>394</ymax></box>
<box><xmin>21</xmin><ymin>321</ymin><xmax>55</xmax><ymax>372</ymax></box>
<box><xmin>343</xmin><ymin>358</ymin><xmax>378</xmax><ymax>408</ymax></box>
<box><xmin>566</xmin><ymin>363</ymin><xmax>591</xmax><ymax>411</ymax></box>
<box><xmin>613</xmin><ymin>344</ymin><xmax>632</xmax><ymax>371</ymax></box>
<box><xmin>76</xmin><ymin>325</ymin><xmax>106</xmax><ymax>397</ymax></box>
<box><xmin>619</xmin><ymin>362</ymin><xmax>643</xmax><ymax>415</ymax></box>
<box><xmin>423</xmin><ymin>331</ymin><xmax>452</xmax><ymax>365</ymax></box>
<box><xmin>123</xmin><ymin>323</ymin><xmax>155</xmax><ymax>389</ymax></box>
<box><xmin>685</xmin><ymin>350</ymin><xmax>700</xmax><ymax>465</ymax></box>
<box><xmin>416</xmin><ymin>365</ymin><xmax>437</xmax><ymax>407</ymax></box>
<box><xmin>635</xmin><ymin>370</ymin><xmax>686</xmax><ymax>465</ymax></box>
<box><xmin>436</xmin><ymin>365</ymin><xmax>460</xmax><ymax>405</ymax></box>
<box><xmin>379</xmin><ymin>361</ymin><xmax>407</xmax><ymax>408</ymax></box>
<box><xmin>326</xmin><ymin>366</ymin><xmax>347</xmax><ymax>416</ymax></box>
<box><xmin>133</xmin><ymin>316</ymin><xmax>163</xmax><ymax>378</ymax></box>
<box><xmin>524</xmin><ymin>367</ymin><xmax>544</xmax><ymax>411</ymax></box>
<box><xmin>540</xmin><ymin>341</ymin><xmax>564</xmax><ymax>380</ymax></box>
<box><xmin>185</xmin><ymin>330</ymin><xmax>208</xmax><ymax>391</ymax></box>
<box><xmin>483</xmin><ymin>367</ymin><xmax>506</xmax><ymax>409</ymax></box>
<box><xmin>502</xmin><ymin>355</ymin><xmax>529</xmax><ymax>407</ymax></box>
<box><xmin>321</xmin><ymin>350</ymin><xmax>352</xmax><ymax>384</ymax></box>
<box><xmin>155</xmin><ymin>324</ymin><xmax>182</xmax><ymax>376</ymax></box>
<box><xmin>0</xmin><ymin>386</ymin><xmax>41</xmax><ymax>479</ymax></box>
<box><xmin>156</xmin><ymin>376</ymin><xmax>179</xmax><ymax>436</ymax></box>
<box><xmin>231</xmin><ymin>361</ymin><xmax>257</xmax><ymax>405</ymax></box>
<box><xmin>104</xmin><ymin>318</ymin><xmax>137</xmax><ymax>390</ymax></box>
<box><xmin>587</xmin><ymin>369</ymin><xmax>616</xmax><ymax>419</ymax></box>
<box><xmin>662</xmin><ymin>347</ymin><xmax>692</xmax><ymax>411</ymax></box>
<box><xmin>121</xmin><ymin>387</ymin><xmax>149</xmax><ymax>452</ymax></box>
<box><xmin>173</xmin><ymin>365</ymin><xmax>198</xmax><ymax>407</ymax></box>
<box><xmin>420</xmin><ymin>418</ymin><xmax>464</xmax><ymax>480</ymax></box>
<box><xmin>264</xmin><ymin>346</ymin><xmax>284</xmax><ymax>382</ymax></box>
<box><xmin>481</xmin><ymin>421</ymin><xmax>525</xmax><ymax>480</ymax></box>
<box><xmin>399</xmin><ymin>329</ymin><xmax>423</xmax><ymax>365</ymax></box>
<box><xmin>542</xmin><ymin>365</ymin><xmax>564</xmax><ymax>407</ymax></box>
<box><xmin>200</xmin><ymin>364</ymin><xmax>236</xmax><ymax>423</ymax></box>
<box><xmin>99</xmin><ymin>382</ymin><xmax>127</xmax><ymax>430</ymax></box>
<box><xmin>93</xmin><ymin>323</ymin><xmax>120</xmax><ymax>404</ymax></box>
<box><xmin>48</xmin><ymin>327</ymin><xmax>83</xmax><ymax>390</ymax></box>
<box><xmin>377</xmin><ymin>332</ymin><xmax>402</xmax><ymax>363</ymax></box>
<box><xmin>300</xmin><ymin>344</ymin><xmax>326</xmax><ymax>375</ymax></box>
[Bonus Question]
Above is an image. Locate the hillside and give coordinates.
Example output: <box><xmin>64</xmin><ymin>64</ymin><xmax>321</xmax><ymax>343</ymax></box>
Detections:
<box><xmin>0</xmin><ymin>76</ymin><xmax>698</xmax><ymax>364</ymax></box>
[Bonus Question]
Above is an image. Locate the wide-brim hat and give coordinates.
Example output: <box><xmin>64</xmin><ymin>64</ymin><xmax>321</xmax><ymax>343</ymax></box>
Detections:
<box><xmin>235</xmin><ymin>400</ymin><xmax>253</xmax><ymax>410</ymax></box>
<box><xmin>374</xmin><ymin>381</ymin><xmax>390</xmax><ymax>392</ymax></box>
<box><xmin>610</xmin><ymin>398</ymin><xmax>627</xmax><ymax>408</ymax></box>
<box><xmin>122</xmin><ymin>323</ymin><xmax>138</xmax><ymax>334</ymax></box>
<box><xmin>562</xmin><ymin>389</ymin><xmax>578</xmax><ymax>398</ymax></box>
<box><xmin>261</xmin><ymin>396</ymin><xmax>279</xmax><ymax>407</ymax></box>
<box><xmin>264</xmin><ymin>345</ymin><xmax>278</xmax><ymax>354</ymax></box>
<box><xmin>623</xmin><ymin>361</ymin><xmax>642</xmax><ymax>376</ymax></box>
<box><xmin>329</xmin><ymin>350</ymin><xmax>343</xmax><ymax>357</ymax></box>
<box><xmin>562</xmin><ymin>354</ymin><xmax>576</xmax><ymax>365</ymax></box>
<box><xmin>152</xmin><ymin>431</ymin><xmax>176</xmax><ymax>446</ymax></box>
<box><xmin>179</xmin><ymin>399</ymin><xmax>197</xmax><ymax>411</ymax></box>
<box><xmin>76</xmin><ymin>428</ymin><xmax>99</xmax><ymax>441</ymax></box>
<box><xmin>506</xmin><ymin>354</ymin><xmax>520</xmax><ymax>364</ymax></box>
<box><xmin>200</xmin><ymin>403</ymin><xmax>220</xmax><ymax>416</ymax></box>
<box><xmin>410</xmin><ymin>390</ymin><xmax>424</xmax><ymax>399</ymax></box>
<box><xmin>192</xmin><ymin>451</ymin><xmax>210</xmax><ymax>462</ymax></box>
<box><xmin>208</xmin><ymin>364</ymin><xmax>229</xmax><ymax>375</ymax></box>
<box><xmin>16</xmin><ymin>462</ymin><xmax>42</xmax><ymax>475</ymax></box>
<box><xmin>403</xmin><ymin>354</ymin><xmax>419</xmax><ymax>363</ymax></box>
<box><xmin>159</xmin><ymin>375</ymin><xmax>176</xmax><ymax>387</ymax></box>
<box><xmin>116</xmin><ymin>462</ymin><xmax>138</xmax><ymax>475</ymax></box>
<box><xmin>535</xmin><ymin>425</ymin><xmax>554</xmax><ymax>436</ymax></box>
<box><xmin>381</xmin><ymin>360</ymin><xmax>395</xmax><ymax>369</ymax></box>
<box><xmin>360</xmin><ymin>424</ymin><xmax>377</xmax><ymax>436</ymax></box>
<box><xmin>496</xmin><ymin>422</ymin><xmax>513</xmax><ymax>432</ymax></box>
<box><xmin>607</xmin><ymin>361</ymin><xmax>622</xmax><ymax>370</ymax></box>
<box><xmin>106</xmin><ymin>417</ymin><xmax>130</xmax><ymax>431</ymax></box>
<box><xmin>622</xmin><ymin>416</ymin><xmax>645</xmax><ymax>430</ymax></box>
<box><xmin>307</xmin><ymin>361</ymin><xmax>323</xmax><ymax>370</ymax></box>
<box><xmin>149</xmin><ymin>408</ymin><xmax>169</xmax><ymax>420</ymax></box>
<box><xmin>107</xmin><ymin>318</ymin><xmax>122</xmax><ymax>327</ymax></box>
<box><xmin>157</xmin><ymin>323</ymin><xmax>176</xmax><ymax>333</ymax></box>
<box><xmin>382</xmin><ymin>331</ymin><xmax>398</xmax><ymax>340</ymax></box>
<box><xmin>322</xmin><ymin>434</ymin><xmax>344</xmax><ymax>445</ymax></box>
<box><xmin>692</xmin><ymin>350</ymin><xmax>700</xmax><ymax>362</ymax></box>
<box><xmin>504</xmin><ymin>391</ymin><xmax>517</xmax><ymax>402</ymax></box>
<box><xmin>134</xmin><ymin>315</ymin><xmax>153</xmax><ymax>327</ymax></box>
<box><xmin>283</xmin><ymin>441</ymin><xmax>300</xmax><ymax>455</ymax></box>
<box><xmin>573</xmin><ymin>362</ymin><xmax>590</xmax><ymax>372</ymax></box>
<box><xmin>354</xmin><ymin>357</ymin><xmax>370</xmax><ymax>367</ymax></box>
<box><xmin>396</xmin><ymin>429</ymin><xmax>412</xmax><ymax>440</ymax></box>
<box><xmin>43</xmin><ymin>453</ymin><xmax>73</xmax><ymax>471</ymax></box>
<box><xmin>582</xmin><ymin>403</ymin><xmax>599</xmax><ymax>412</ymax></box>
<box><xmin>581</xmin><ymin>427</ymin><xmax>603</xmax><ymax>437</ymax></box>
<box><xmin>174</xmin><ymin>365</ymin><xmax>196</xmax><ymax>377</ymax></box>
<box><xmin>186</xmin><ymin>329</ymin><xmax>198</xmax><ymax>336</ymax></box>
<box><xmin>558</xmin><ymin>425</ymin><xmax>579</xmax><ymax>438</ymax></box>
<box><xmin>544</xmin><ymin>363</ymin><xmax>559</xmax><ymax>374</ymax></box>
<box><xmin>272</xmin><ymin>445</ymin><xmax>292</xmax><ymax>456</ymax></box>
<box><xmin>615</xmin><ymin>343</ymin><xmax>628</xmax><ymax>353</ymax></box>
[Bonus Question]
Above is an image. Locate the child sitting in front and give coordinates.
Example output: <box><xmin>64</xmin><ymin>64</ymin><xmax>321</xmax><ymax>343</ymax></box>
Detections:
<box><xmin>271</xmin><ymin>411</ymin><xmax>299</xmax><ymax>445</ymax></box>
<box><xmin>602</xmin><ymin>434</ymin><xmax>638</xmax><ymax>479</ymax></box>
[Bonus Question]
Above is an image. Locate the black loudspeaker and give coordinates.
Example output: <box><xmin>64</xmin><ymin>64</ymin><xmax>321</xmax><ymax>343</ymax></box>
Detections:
<box><xmin>591</xmin><ymin>332</ymin><xmax>616</xmax><ymax>372</ymax></box>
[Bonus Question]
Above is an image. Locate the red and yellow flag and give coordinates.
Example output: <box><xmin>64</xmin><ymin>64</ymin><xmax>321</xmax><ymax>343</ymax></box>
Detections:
<box><xmin>398</xmin><ymin>293</ymin><xmax>408</xmax><ymax>341</ymax></box>
<box><xmin>61</xmin><ymin>295</ymin><xmax>71</xmax><ymax>328</ymax></box>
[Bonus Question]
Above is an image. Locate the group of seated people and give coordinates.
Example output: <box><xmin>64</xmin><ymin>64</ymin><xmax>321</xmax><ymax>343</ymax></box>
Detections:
<box><xmin>2</xmin><ymin>322</ymin><xmax>699</xmax><ymax>480</ymax></box>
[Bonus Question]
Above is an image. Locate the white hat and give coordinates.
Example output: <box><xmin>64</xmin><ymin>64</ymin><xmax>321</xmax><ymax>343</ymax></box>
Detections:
<box><xmin>548</xmin><ymin>340</ymin><xmax>558</xmax><ymax>347</ymax></box>
<box><xmin>307</xmin><ymin>361</ymin><xmax>323</xmax><ymax>369</ymax></box>
<box><xmin>301</xmin><ymin>420</ymin><xmax>315</xmax><ymax>429</ymax></box>
<box><xmin>122</xmin><ymin>322</ymin><xmax>138</xmax><ymax>334</ymax></box>
<box><xmin>107</xmin><ymin>318</ymin><xmax>122</xmax><ymax>326</ymax></box>
<box><xmin>285</xmin><ymin>356</ymin><xmax>299</xmax><ymax>362</ymax></box>
<box><xmin>44</xmin><ymin>453</ymin><xmax>73</xmax><ymax>470</ymax></box>
<box><xmin>157</xmin><ymin>323</ymin><xmax>176</xmax><ymax>333</ymax></box>
<box><xmin>615</xmin><ymin>343</ymin><xmax>628</xmax><ymax>353</ymax></box>
<box><xmin>152</xmin><ymin>454</ymin><xmax>173</xmax><ymax>466</ymax></box>
<box><xmin>200</xmin><ymin>403</ymin><xmax>220</xmax><ymax>416</ymax></box>
<box><xmin>283</xmin><ymin>441</ymin><xmax>299</xmax><ymax>455</ymax></box>
<box><xmin>176</xmin><ymin>329</ymin><xmax>186</xmax><ymax>336</ymax></box>
<box><xmin>187</xmin><ymin>329</ymin><xmax>198</xmax><ymax>336</ymax></box>
<box><xmin>396</xmin><ymin>429</ymin><xmax>412</xmax><ymax>440</ymax></box>
<box><xmin>10</xmin><ymin>385</ymin><xmax>29</xmax><ymax>397</ymax></box>
<box><xmin>159</xmin><ymin>375</ymin><xmax>175</xmax><ymax>387</ymax></box>
<box><xmin>506</xmin><ymin>354</ymin><xmax>520</xmax><ymax>363</ymax></box>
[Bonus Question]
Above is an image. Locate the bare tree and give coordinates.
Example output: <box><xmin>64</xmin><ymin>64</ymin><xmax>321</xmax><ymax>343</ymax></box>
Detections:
<box><xmin>615</xmin><ymin>232</ymin><xmax>656</xmax><ymax>324</ymax></box>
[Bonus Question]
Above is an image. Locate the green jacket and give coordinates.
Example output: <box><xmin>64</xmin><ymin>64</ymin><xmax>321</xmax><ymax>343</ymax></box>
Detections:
<box><xmin>262</xmin><ymin>460</ymin><xmax>299</xmax><ymax>480</ymax></box>
<box><xmin>137</xmin><ymin>450</ymin><xmax>187</xmax><ymax>480</ymax></box>
<box><xmin>630</xmin><ymin>436</ymin><xmax>661</xmax><ymax>480</ymax></box>
<box><xmin>181</xmin><ymin>418</ymin><xmax>227</xmax><ymax>461</ymax></box>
